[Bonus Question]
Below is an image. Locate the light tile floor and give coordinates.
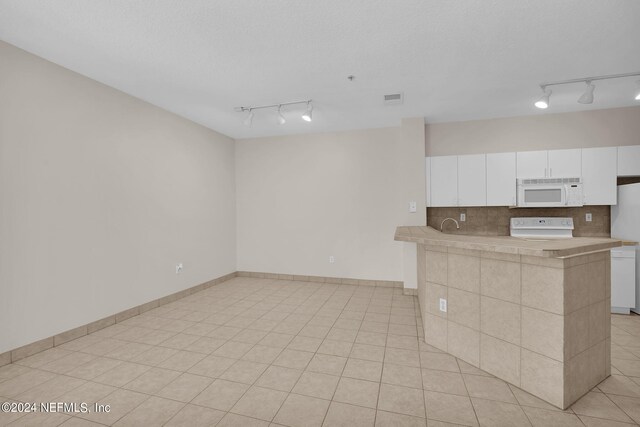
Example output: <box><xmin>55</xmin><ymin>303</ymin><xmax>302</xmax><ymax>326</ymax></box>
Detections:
<box><xmin>1</xmin><ymin>277</ymin><xmax>639</xmax><ymax>426</ymax></box>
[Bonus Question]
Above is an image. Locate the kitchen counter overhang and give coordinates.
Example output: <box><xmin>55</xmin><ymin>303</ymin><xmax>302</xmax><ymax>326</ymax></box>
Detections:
<box><xmin>395</xmin><ymin>225</ymin><xmax>622</xmax><ymax>258</ymax></box>
<box><xmin>396</xmin><ymin>226</ymin><xmax>622</xmax><ymax>409</ymax></box>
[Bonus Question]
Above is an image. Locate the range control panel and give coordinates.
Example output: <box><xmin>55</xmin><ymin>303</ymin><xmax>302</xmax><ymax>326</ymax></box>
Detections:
<box><xmin>510</xmin><ymin>217</ymin><xmax>574</xmax><ymax>239</ymax></box>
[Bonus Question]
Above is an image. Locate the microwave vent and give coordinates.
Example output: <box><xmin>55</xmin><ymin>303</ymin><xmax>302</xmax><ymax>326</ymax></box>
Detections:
<box><xmin>519</xmin><ymin>177</ymin><xmax>581</xmax><ymax>185</ymax></box>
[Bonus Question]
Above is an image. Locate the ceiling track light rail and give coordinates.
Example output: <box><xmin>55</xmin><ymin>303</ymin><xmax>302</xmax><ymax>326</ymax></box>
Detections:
<box><xmin>235</xmin><ymin>99</ymin><xmax>313</xmax><ymax>126</ymax></box>
<box><xmin>534</xmin><ymin>71</ymin><xmax>640</xmax><ymax>109</ymax></box>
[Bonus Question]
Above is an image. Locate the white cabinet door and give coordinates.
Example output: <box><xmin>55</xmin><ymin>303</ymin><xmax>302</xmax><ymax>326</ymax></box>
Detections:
<box><xmin>517</xmin><ymin>150</ymin><xmax>548</xmax><ymax>178</ymax></box>
<box><xmin>487</xmin><ymin>152</ymin><xmax>517</xmax><ymax>206</ymax></box>
<box><xmin>548</xmin><ymin>149</ymin><xmax>581</xmax><ymax>178</ymax></box>
<box><xmin>618</xmin><ymin>145</ymin><xmax>640</xmax><ymax>176</ymax></box>
<box><xmin>582</xmin><ymin>147</ymin><xmax>617</xmax><ymax>205</ymax></box>
<box><xmin>458</xmin><ymin>154</ymin><xmax>486</xmax><ymax>207</ymax></box>
<box><xmin>611</xmin><ymin>247</ymin><xmax>636</xmax><ymax>312</ymax></box>
<box><xmin>430</xmin><ymin>156</ymin><xmax>458</xmax><ymax>207</ymax></box>
<box><xmin>425</xmin><ymin>157</ymin><xmax>431</xmax><ymax>207</ymax></box>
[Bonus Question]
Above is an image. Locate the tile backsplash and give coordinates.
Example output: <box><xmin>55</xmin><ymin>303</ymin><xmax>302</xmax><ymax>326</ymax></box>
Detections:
<box><xmin>427</xmin><ymin>206</ymin><xmax>610</xmax><ymax>237</ymax></box>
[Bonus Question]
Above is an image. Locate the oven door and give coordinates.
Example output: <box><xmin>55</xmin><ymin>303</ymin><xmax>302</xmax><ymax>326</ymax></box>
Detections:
<box><xmin>517</xmin><ymin>185</ymin><xmax>566</xmax><ymax>207</ymax></box>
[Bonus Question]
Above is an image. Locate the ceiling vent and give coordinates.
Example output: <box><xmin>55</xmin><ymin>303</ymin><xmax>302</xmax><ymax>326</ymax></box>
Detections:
<box><xmin>383</xmin><ymin>92</ymin><xmax>404</xmax><ymax>105</ymax></box>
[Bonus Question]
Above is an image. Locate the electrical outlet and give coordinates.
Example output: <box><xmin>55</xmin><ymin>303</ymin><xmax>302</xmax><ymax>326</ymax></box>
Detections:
<box><xmin>409</xmin><ymin>201</ymin><xmax>417</xmax><ymax>213</ymax></box>
<box><xmin>175</xmin><ymin>263</ymin><xmax>183</xmax><ymax>274</ymax></box>
<box><xmin>586</xmin><ymin>213</ymin><xmax>592</xmax><ymax>222</ymax></box>
<box><xmin>329</xmin><ymin>256</ymin><xmax>335</xmax><ymax>264</ymax></box>
<box><xmin>460</xmin><ymin>213</ymin><xmax>466</xmax><ymax>222</ymax></box>
<box><xmin>439</xmin><ymin>298</ymin><xmax>447</xmax><ymax>313</ymax></box>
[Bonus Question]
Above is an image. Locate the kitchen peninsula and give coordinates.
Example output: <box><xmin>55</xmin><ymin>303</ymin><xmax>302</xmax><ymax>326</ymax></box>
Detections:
<box><xmin>395</xmin><ymin>226</ymin><xmax>622</xmax><ymax>409</ymax></box>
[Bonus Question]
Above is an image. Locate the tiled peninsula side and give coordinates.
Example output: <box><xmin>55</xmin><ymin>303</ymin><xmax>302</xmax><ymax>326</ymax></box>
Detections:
<box><xmin>395</xmin><ymin>226</ymin><xmax>622</xmax><ymax>409</ymax></box>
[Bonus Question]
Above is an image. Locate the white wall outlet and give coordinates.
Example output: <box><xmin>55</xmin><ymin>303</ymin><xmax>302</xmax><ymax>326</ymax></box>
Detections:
<box><xmin>409</xmin><ymin>201</ymin><xmax>417</xmax><ymax>213</ymax></box>
<box><xmin>175</xmin><ymin>263</ymin><xmax>183</xmax><ymax>274</ymax></box>
<box><xmin>460</xmin><ymin>213</ymin><xmax>466</xmax><ymax>222</ymax></box>
<box><xmin>586</xmin><ymin>213</ymin><xmax>592</xmax><ymax>222</ymax></box>
<box><xmin>439</xmin><ymin>298</ymin><xmax>447</xmax><ymax>313</ymax></box>
<box><xmin>329</xmin><ymin>256</ymin><xmax>335</xmax><ymax>264</ymax></box>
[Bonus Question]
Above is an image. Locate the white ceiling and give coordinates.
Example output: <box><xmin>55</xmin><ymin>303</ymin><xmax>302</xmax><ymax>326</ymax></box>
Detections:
<box><xmin>1</xmin><ymin>0</ymin><xmax>639</xmax><ymax>139</ymax></box>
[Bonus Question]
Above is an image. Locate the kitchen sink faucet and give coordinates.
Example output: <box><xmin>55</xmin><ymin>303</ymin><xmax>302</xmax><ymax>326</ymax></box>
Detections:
<box><xmin>440</xmin><ymin>217</ymin><xmax>460</xmax><ymax>231</ymax></box>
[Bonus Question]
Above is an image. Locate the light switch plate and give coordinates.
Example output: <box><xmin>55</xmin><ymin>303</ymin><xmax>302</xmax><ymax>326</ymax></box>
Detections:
<box><xmin>460</xmin><ymin>213</ymin><xmax>466</xmax><ymax>222</ymax></box>
<box><xmin>409</xmin><ymin>201</ymin><xmax>417</xmax><ymax>213</ymax></box>
<box><xmin>439</xmin><ymin>298</ymin><xmax>447</xmax><ymax>313</ymax></box>
<box><xmin>586</xmin><ymin>213</ymin><xmax>592</xmax><ymax>222</ymax></box>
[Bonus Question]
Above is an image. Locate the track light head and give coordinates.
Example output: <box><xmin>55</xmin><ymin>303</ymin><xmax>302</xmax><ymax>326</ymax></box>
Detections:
<box><xmin>243</xmin><ymin>109</ymin><xmax>254</xmax><ymax>126</ymax></box>
<box><xmin>578</xmin><ymin>81</ymin><xmax>595</xmax><ymax>104</ymax></box>
<box><xmin>236</xmin><ymin>99</ymin><xmax>312</xmax><ymax>125</ymax></box>
<box><xmin>534</xmin><ymin>88</ymin><xmax>551</xmax><ymax>109</ymax></box>
<box><xmin>302</xmin><ymin>102</ymin><xmax>313</xmax><ymax>122</ymax></box>
<box><xmin>277</xmin><ymin>106</ymin><xmax>286</xmax><ymax>124</ymax></box>
<box><xmin>635</xmin><ymin>80</ymin><xmax>640</xmax><ymax>101</ymax></box>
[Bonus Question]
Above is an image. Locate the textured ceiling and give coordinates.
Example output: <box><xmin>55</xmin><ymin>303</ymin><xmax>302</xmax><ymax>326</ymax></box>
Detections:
<box><xmin>1</xmin><ymin>0</ymin><xmax>639</xmax><ymax>139</ymax></box>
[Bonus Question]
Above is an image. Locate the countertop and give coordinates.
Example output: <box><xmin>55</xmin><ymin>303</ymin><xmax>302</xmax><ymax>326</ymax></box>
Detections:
<box><xmin>395</xmin><ymin>226</ymin><xmax>622</xmax><ymax>258</ymax></box>
<box><xmin>611</xmin><ymin>238</ymin><xmax>638</xmax><ymax>247</ymax></box>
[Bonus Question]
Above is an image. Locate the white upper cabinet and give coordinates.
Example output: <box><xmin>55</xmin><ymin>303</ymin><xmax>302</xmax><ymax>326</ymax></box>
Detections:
<box><xmin>517</xmin><ymin>149</ymin><xmax>581</xmax><ymax>178</ymax></box>
<box><xmin>458</xmin><ymin>154</ymin><xmax>486</xmax><ymax>206</ymax></box>
<box><xmin>548</xmin><ymin>149</ymin><xmax>581</xmax><ymax>178</ymax></box>
<box><xmin>516</xmin><ymin>150</ymin><xmax>548</xmax><ymax>178</ymax></box>
<box><xmin>427</xmin><ymin>145</ymin><xmax>637</xmax><ymax>208</ymax></box>
<box><xmin>425</xmin><ymin>157</ymin><xmax>431</xmax><ymax>207</ymax></box>
<box><xmin>486</xmin><ymin>152</ymin><xmax>516</xmax><ymax>206</ymax></box>
<box><xmin>430</xmin><ymin>156</ymin><xmax>458</xmax><ymax>207</ymax></box>
<box><xmin>582</xmin><ymin>147</ymin><xmax>617</xmax><ymax>205</ymax></box>
<box><xmin>618</xmin><ymin>145</ymin><xmax>640</xmax><ymax>176</ymax></box>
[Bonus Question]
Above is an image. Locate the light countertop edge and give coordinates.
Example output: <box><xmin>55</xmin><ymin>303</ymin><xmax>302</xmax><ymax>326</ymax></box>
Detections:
<box><xmin>395</xmin><ymin>226</ymin><xmax>623</xmax><ymax>258</ymax></box>
<box><xmin>611</xmin><ymin>238</ymin><xmax>639</xmax><ymax>246</ymax></box>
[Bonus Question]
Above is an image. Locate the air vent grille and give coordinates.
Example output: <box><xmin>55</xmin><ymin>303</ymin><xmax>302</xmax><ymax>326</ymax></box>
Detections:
<box><xmin>519</xmin><ymin>177</ymin><xmax>582</xmax><ymax>185</ymax></box>
<box><xmin>383</xmin><ymin>93</ymin><xmax>403</xmax><ymax>105</ymax></box>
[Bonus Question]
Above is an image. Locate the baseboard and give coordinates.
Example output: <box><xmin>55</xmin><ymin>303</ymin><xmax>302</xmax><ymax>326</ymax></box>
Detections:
<box><xmin>0</xmin><ymin>271</ymin><xmax>237</xmax><ymax>367</ymax></box>
<box><xmin>236</xmin><ymin>271</ymin><xmax>403</xmax><ymax>288</ymax></box>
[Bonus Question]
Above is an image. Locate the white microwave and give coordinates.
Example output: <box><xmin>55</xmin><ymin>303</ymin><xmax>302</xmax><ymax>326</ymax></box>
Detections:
<box><xmin>516</xmin><ymin>177</ymin><xmax>584</xmax><ymax>207</ymax></box>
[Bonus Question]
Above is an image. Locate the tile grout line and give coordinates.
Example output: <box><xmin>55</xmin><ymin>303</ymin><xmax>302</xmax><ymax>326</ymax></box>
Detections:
<box><xmin>208</xmin><ymin>279</ymin><xmax>324</xmax><ymax>423</ymax></box>
<box><xmin>317</xmin><ymin>285</ymin><xmax>369</xmax><ymax>427</ymax></box>
<box><xmin>457</xmin><ymin>358</ymin><xmax>482</xmax><ymax>427</ymax></box>
<box><xmin>159</xmin><ymin>280</ymin><xmax>293</xmax><ymax>423</ymax></box>
<box><xmin>181</xmin><ymin>279</ymin><xmax>350</xmax><ymax>424</ymax></box>
<box><xmin>595</xmin><ymin>389</ymin><xmax>639</xmax><ymax>425</ymax></box>
<box><xmin>415</xmin><ymin>293</ymin><xmax>429</xmax><ymax>422</ymax></box>
<box><xmin>267</xmin><ymin>280</ymin><xmax>347</xmax><ymax>425</ymax></box>
<box><xmin>60</xmin><ymin>280</ymin><xmax>298</xmax><ymax>425</ymax></box>
<box><xmin>3</xmin><ymin>277</ymin><xmax>640</xmax><ymax>426</ymax></box>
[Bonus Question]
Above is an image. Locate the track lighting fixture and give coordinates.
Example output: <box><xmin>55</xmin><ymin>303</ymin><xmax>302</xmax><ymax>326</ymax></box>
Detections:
<box><xmin>534</xmin><ymin>88</ymin><xmax>551</xmax><ymax>109</ymax></box>
<box><xmin>302</xmin><ymin>102</ymin><xmax>313</xmax><ymax>122</ymax></box>
<box><xmin>243</xmin><ymin>109</ymin><xmax>254</xmax><ymax>127</ymax></box>
<box><xmin>534</xmin><ymin>71</ymin><xmax>640</xmax><ymax>109</ymax></box>
<box><xmin>578</xmin><ymin>81</ymin><xmax>595</xmax><ymax>104</ymax></box>
<box><xmin>277</xmin><ymin>106</ymin><xmax>286</xmax><ymax>124</ymax></box>
<box><xmin>235</xmin><ymin>99</ymin><xmax>312</xmax><ymax>125</ymax></box>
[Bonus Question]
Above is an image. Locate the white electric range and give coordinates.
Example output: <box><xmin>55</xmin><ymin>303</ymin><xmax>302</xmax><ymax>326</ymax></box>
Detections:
<box><xmin>510</xmin><ymin>217</ymin><xmax>574</xmax><ymax>240</ymax></box>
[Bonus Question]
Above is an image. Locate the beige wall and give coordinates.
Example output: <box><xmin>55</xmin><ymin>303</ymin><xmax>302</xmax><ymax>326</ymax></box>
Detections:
<box><xmin>426</xmin><ymin>106</ymin><xmax>640</xmax><ymax>156</ymax></box>
<box><xmin>235</xmin><ymin>120</ymin><xmax>425</xmax><ymax>282</ymax></box>
<box><xmin>0</xmin><ymin>41</ymin><xmax>237</xmax><ymax>353</ymax></box>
